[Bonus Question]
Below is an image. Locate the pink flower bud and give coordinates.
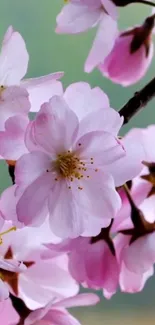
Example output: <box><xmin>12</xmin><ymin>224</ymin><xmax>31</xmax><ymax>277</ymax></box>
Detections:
<box><xmin>99</xmin><ymin>15</ymin><xmax>155</xmax><ymax>86</ymax></box>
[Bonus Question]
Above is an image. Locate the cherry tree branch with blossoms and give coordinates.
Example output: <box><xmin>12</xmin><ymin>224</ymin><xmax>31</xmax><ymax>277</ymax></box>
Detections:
<box><xmin>1</xmin><ymin>0</ymin><xmax>155</xmax><ymax>324</ymax></box>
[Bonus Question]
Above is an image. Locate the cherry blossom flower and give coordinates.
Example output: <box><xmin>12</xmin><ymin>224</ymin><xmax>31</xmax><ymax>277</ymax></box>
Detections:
<box><xmin>56</xmin><ymin>0</ymin><xmax>118</xmax><ymax>72</ymax></box>
<box><xmin>44</xmin><ymin>230</ymin><xmax>119</xmax><ymax>299</ymax></box>
<box><xmin>64</xmin><ymin>83</ymin><xmax>145</xmax><ymax>186</ymax></box>
<box><xmin>24</xmin><ymin>293</ymin><xmax>99</xmax><ymax>325</ymax></box>
<box><xmin>13</xmin><ymin>94</ymin><xmax>127</xmax><ymax>238</ymax></box>
<box><xmin>0</xmin><ymin>26</ymin><xmax>63</xmax><ymax>113</ymax></box>
<box><xmin>99</xmin><ymin>14</ymin><xmax>155</xmax><ymax>86</ymax></box>
<box><xmin>0</xmin><ymin>221</ymin><xmax>78</xmax><ymax>309</ymax></box>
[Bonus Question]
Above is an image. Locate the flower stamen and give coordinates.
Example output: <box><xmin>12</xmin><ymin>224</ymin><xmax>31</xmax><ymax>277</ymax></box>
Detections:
<box><xmin>0</xmin><ymin>227</ymin><xmax>16</xmax><ymax>245</ymax></box>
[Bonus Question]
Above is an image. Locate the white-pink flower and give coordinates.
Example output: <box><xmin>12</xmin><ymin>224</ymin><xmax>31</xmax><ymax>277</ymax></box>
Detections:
<box><xmin>0</xmin><ymin>26</ymin><xmax>63</xmax><ymax>113</ymax></box>
<box><xmin>99</xmin><ymin>15</ymin><xmax>155</xmax><ymax>86</ymax></box>
<box><xmin>44</xmin><ymin>235</ymin><xmax>119</xmax><ymax>299</ymax></box>
<box><xmin>24</xmin><ymin>293</ymin><xmax>99</xmax><ymax>325</ymax></box>
<box><xmin>0</xmin><ymin>220</ymin><xmax>78</xmax><ymax>309</ymax></box>
<box><xmin>13</xmin><ymin>94</ymin><xmax>126</xmax><ymax>238</ymax></box>
<box><xmin>56</xmin><ymin>0</ymin><xmax>118</xmax><ymax>72</ymax></box>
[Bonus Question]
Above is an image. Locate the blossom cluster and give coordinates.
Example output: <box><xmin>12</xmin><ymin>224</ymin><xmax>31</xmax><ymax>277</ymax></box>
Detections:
<box><xmin>0</xmin><ymin>0</ymin><xmax>155</xmax><ymax>324</ymax></box>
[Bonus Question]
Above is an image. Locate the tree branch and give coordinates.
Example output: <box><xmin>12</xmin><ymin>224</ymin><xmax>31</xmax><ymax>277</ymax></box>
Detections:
<box><xmin>119</xmin><ymin>76</ymin><xmax>155</xmax><ymax>125</ymax></box>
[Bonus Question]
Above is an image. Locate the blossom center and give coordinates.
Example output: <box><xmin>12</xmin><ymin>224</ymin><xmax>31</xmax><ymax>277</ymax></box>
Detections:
<box><xmin>0</xmin><ymin>85</ymin><xmax>5</xmax><ymax>96</ymax></box>
<box><xmin>54</xmin><ymin>151</ymin><xmax>83</xmax><ymax>179</ymax></box>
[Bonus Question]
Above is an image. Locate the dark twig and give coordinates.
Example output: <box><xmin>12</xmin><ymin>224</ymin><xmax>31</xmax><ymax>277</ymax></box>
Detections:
<box><xmin>10</xmin><ymin>293</ymin><xmax>31</xmax><ymax>324</ymax></box>
<box><xmin>8</xmin><ymin>165</ymin><xmax>15</xmax><ymax>184</ymax></box>
<box><xmin>119</xmin><ymin>76</ymin><xmax>155</xmax><ymax>125</ymax></box>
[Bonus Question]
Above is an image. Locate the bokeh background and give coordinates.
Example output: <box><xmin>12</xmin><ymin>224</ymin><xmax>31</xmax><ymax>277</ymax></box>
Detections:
<box><xmin>0</xmin><ymin>0</ymin><xmax>155</xmax><ymax>324</ymax></box>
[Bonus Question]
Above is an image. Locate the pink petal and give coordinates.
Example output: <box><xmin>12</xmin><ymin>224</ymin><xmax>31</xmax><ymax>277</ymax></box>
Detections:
<box><xmin>100</xmin><ymin>34</ymin><xmax>153</xmax><ymax>86</ymax></box>
<box><xmin>79</xmin><ymin>107</ymin><xmax>123</xmax><ymax>137</ymax></box>
<box><xmin>140</xmin><ymin>195</ymin><xmax>155</xmax><ymax>223</ymax></box>
<box><xmin>0</xmin><ymin>279</ymin><xmax>9</xmax><ymax>301</ymax></box>
<box><xmin>120</xmin><ymin>262</ymin><xmax>154</xmax><ymax>293</ymax></box>
<box><xmin>123</xmin><ymin>233</ymin><xmax>155</xmax><ymax>273</ymax></box>
<box><xmin>15</xmin><ymin>151</ymin><xmax>51</xmax><ymax>187</ymax></box>
<box><xmin>85</xmin><ymin>14</ymin><xmax>118</xmax><ymax>72</ymax></box>
<box><xmin>16</xmin><ymin>173</ymin><xmax>52</xmax><ymax>226</ymax></box>
<box><xmin>53</xmin><ymin>293</ymin><xmax>99</xmax><ymax>308</ymax></box>
<box><xmin>48</xmin><ymin>181</ymin><xmax>85</xmax><ymax>238</ymax></box>
<box><xmin>56</xmin><ymin>3</ymin><xmax>101</xmax><ymax>34</ymax></box>
<box><xmin>0</xmin><ymin>115</ymin><xmax>28</xmax><ymax>160</ymax></box>
<box><xmin>0</xmin><ymin>185</ymin><xmax>20</xmax><ymax>225</ymax></box>
<box><xmin>142</xmin><ymin>125</ymin><xmax>155</xmax><ymax>162</ymax></box>
<box><xmin>44</xmin><ymin>309</ymin><xmax>81</xmax><ymax>325</ymax></box>
<box><xmin>85</xmin><ymin>241</ymin><xmax>119</xmax><ymax>297</ymax></box>
<box><xmin>74</xmin><ymin>130</ymin><xmax>125</xmax><ymax>165</ymax></box>
<box><xmin>0</xmin><ymin>258</ymin><xmax>26</xmax><ymax>272</ymax></box>
<box><xmin>101</xmin><ymin>0</ymin><xmax>118</xmax><ymax>19</ymax></box>
<box><xmin>0</xmin><ymin>86</ymin><xmax>30</xmax><ymax>131</ymax></box>
<box><xmin>0</xmin><ymin>298</ymin><xmax>19</xmax><ymax>323</ymax></box>
<box><xmin>19</xmin><ymin>255</ymin><xmax>78</xmax><ymax>310</ymax></box>
<box><xmin>22</xmin><ymin>75</ymin><xmax>64</xmax><ymax>113</ymax></box>
<box><xmin>32</xmin><ymin>96</ymin><xmax>79</xmax><ymax>155</ymax></box>
<box><xmin>0</xmin><ymin>26</ymin><xmax>29</xmax><ymax>85</ymax></box>
<box><xmin>64</xmin><ymin>82</ymin><xmax>110</xmax><ymax>121</ymax></box>
<box><xmin>104</xmin><ymin>128</ymin><xmax>145</xmax><ymax>187</ymax></box>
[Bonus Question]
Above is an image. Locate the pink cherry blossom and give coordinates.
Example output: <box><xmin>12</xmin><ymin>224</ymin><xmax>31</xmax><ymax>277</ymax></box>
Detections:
<box><xmin>0</xmin><ymin>26</ymin><xmax>64</xmax><ymax>113</ymax></box>
<box><xmin>64</xmin><ymin>83</ymin><xmax>145</xmax><ymax>186</ymax></box>
<box><xmin>0</xmin><ymin>299</ymin><xmax>19</xmax><ymax>324</ymax></box>
<box><xmin>24</xmin><ymin>293</ymin><xmax>99</xmax><ymax>325</ymax></box>
<box><xmin>45</xmin><ymin>235</ymin><xmax>119</xmax><ymax>299</ymax></box>
<box><xmin>99</xmin><ymin>15</ymin><xmax>155</xmax><ymax>86</ymax></box>
<box><xmin>56</xmin><ymin>1</ymin><xmax>118</xmax><ymax>72</ymax></box>
<box><xmin>13</xmin><ymin>94</ymin><xmax>126</xmax><ymax>238</ymax></box>
<box><xmin>0</xmin><ymin>220</ymin><xmax>78</xmax><ymax>309</ymax></box>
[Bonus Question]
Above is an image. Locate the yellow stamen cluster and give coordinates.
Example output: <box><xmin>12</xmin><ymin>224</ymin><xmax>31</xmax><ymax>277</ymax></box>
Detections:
<box><xmin>51</xmin><ymin>150</ymin><xmax>98</xmax><ymax>190</ymax></box>
<box><xmin>0</xmin><ymin>227</ymin><xmax>16</xmax><ymax>245</ymax></box>
<box><xmin>53</xmin><ymin>151</ymin><xmax>85</xmax><ymax>180</ymax></box>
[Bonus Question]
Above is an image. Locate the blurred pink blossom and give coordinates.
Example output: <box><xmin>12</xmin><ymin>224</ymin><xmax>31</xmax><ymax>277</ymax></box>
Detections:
<box><xmin>56</xmin><ymin>0</ymin><xmax>118</xmax><ymax>72</ymax></box>
<box><xmin>0</xmin><ymin>26</ymin><xmax>64</xmax><ymax>113</ymax></box>
<box><xmin>99</xmin><ymin>15</ymin><xmax>155</xmax><ymax>85</ymax></box>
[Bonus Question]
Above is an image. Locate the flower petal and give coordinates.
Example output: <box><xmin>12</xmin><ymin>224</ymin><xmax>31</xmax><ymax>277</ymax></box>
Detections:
<box><xmin>16</xmin><ymin>173</ymin><xmax>52</xmax><ymax>226</ymax></box>
<box><xmin>85</xmin><ymin>14</ymin><xmax>118</xmax><ymax>72</ymax></box>
<box><xmin>22</xmin><ymin>75</ymin><xmax>64</xmax><ymax>113</ymax></box>
<box><xmin>104</xmin><ymin>128</ymin><xmax>145</xmax><ymax>187</ymax></box>
<box><xmin>0</xmin><ymin>26</ymin><xmax>29</xmax><ymax>85</ymax></box>
<box><xmin>15</xmin><ymin>151</ymin><xmax>51</xmax><ymax>187</ymax></box>
<box><xmin>0</xmin><ymin>86</ymin><xmax>30</xmax><ymax>131</ymax></box>
<box><xmin>32</xmin><ymin>96</ymin><xmax>79</xmax><ymax>155</ymax></box>
<box><xmin>64</xmin><ymin>82</ymin><xmax>110</xmax><ymax>121</ymax></box>
<box><xmin>54</xmin><ymin>293</ymin><xmax>99</xmax><ymax>308</ymax></box>
<box><xmin>56</xmin><ymin>3</ymin><xmax>101</xmax><ymax>34</ymax></box>
<box><xmin>74</xmin><ymin>130</ymin><xmax>125</xmax><ymax>165</ymax></box>
<box><xmin>0</xmin><ymin>115</ymin><xmax>28</xmax><ymax>160</ymax></box>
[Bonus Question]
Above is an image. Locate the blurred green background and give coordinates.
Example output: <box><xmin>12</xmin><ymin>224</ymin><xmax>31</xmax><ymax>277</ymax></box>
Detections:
<box><xmin>0</xmin><ymin>1</ymin><xmax>155</xmax><ymax>324</ymax></box>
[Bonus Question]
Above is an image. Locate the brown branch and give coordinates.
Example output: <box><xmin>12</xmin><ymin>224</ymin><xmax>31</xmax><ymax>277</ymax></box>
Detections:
<box><xmin>119</xmin><ymin>76</ymin><xmax>155</xmax><ymax>125</ymax></box>
<box><xmin>10</xmin><ymin>293</ymin><xmax>31</xmax><ymax>324</ymax></box>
